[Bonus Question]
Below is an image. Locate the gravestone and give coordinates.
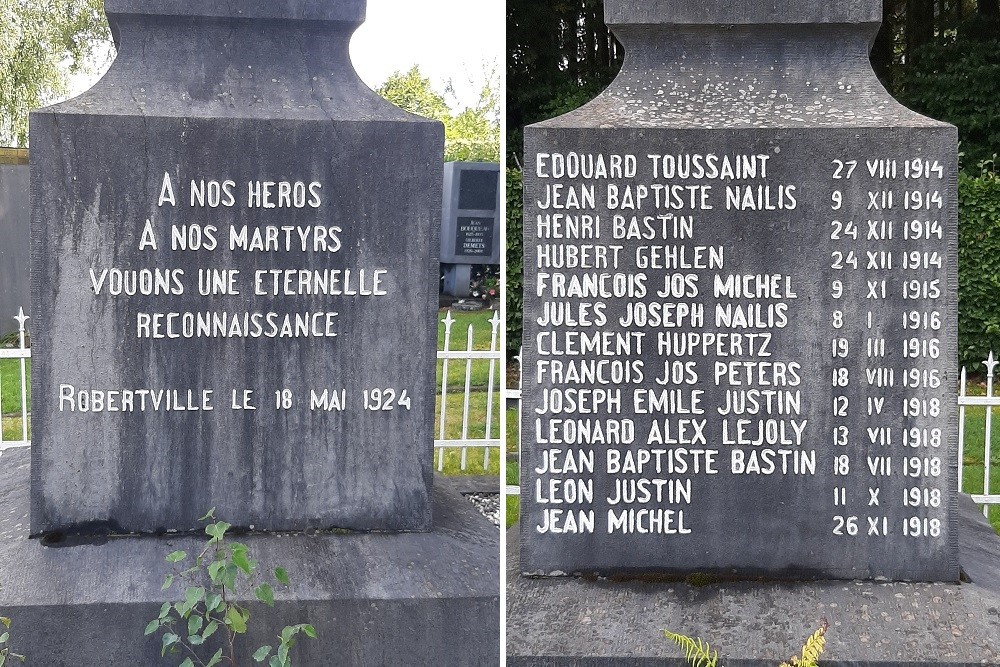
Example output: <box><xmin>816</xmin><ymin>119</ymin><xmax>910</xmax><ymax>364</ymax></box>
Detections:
<box><xmin>1</xmin><ymin>2</ymin><xmax>499</xmax><ymax>664</ymax></box>
<box><xmin>31</xmin><ymin>0</ymin><xmax>441</xmax><ymax>535</ymax></box>
<box><xmin>0</xmin><ymin>156</ymin><xmax>30</xmax><ymax>334</ymax></box>
<box><xmin>521</xmin><ymin>0</ymin><xmax>959</xmax><ymax>582</ymax></box>
<box><xmin>441</xmin><ymin>162</ymin><xmax>501</xmax><ymax>297</ymax></box>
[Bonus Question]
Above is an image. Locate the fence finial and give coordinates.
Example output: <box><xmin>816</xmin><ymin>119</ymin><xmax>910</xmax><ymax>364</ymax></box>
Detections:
<box><xmin>986</xmin><ymin>352</ymin><xmax>998</xmax><ymax>378</ymax></box>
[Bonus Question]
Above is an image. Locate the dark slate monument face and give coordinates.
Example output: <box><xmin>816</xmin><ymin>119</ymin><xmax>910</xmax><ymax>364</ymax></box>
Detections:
<box><xmin>31</xmin><ymin>0</ymin><xmax>443</xmax><ymax>535</ymax></box>
<box><xmin>521</xmin><ymin>0</ymin><xmax>959</xmax><ymax>581</ymax></box>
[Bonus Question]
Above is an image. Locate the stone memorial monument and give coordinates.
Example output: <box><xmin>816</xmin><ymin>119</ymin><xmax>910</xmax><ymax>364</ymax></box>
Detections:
<box><xmin>0</xmin><ymin>1</ymin><xmax>499</xmax><ymax>663</ymax></box>
<box><xmin>510</xmin><ymin>0</ymin><xmax>1000</xmax><ymax>663</ymax></box>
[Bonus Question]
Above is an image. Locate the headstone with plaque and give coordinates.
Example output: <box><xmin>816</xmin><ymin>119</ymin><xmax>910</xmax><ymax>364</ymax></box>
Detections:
<box><xmin>0</xmin><ymin>153</ymin><xmax>29</xmax><ymax>334</ymax></box>
<box><xmin>440</xmin><ymin>162</ymin><xmax>501</xmax><ymax>297</ymax></box>
<box><xmin>0</xmin><ymin>2</ymin><xmax>499</xmax><ymax>663</ymax></box>
<box><xmin>522</xmin><ymin>0</ymin><xmax>960</xmax><ymax>582</ymax></box>
<box><xmin>510</xmin><ymin>1</ymin><xmax>1000</xmax><ymax>663</ymax></box>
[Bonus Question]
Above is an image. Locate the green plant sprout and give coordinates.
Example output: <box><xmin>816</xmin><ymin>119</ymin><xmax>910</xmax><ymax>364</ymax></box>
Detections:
<box><xmin>146</xmin><ymin>509</ymin><xmax>316</xmax><ymax>667</ymax></box>
<box><xmin>0</xmin><ymin>617</ymin><xmax>24</xmax><ymax>666</ymax></box>
<box><xmin>665</xmin><ymin>620</ymin><xmax>828</xmax><ymax>667</ymax></box>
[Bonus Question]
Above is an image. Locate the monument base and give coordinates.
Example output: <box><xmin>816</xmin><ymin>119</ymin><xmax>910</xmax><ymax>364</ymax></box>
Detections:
<box><xmin>508</xmin><ymin>496</ymin><xmax>1000</xmax><ymax>666</ymax></box>
<box><xmin>0</xmin><ymin>449</ymin><xmax>499</xmax><ymax>665</ymax></box>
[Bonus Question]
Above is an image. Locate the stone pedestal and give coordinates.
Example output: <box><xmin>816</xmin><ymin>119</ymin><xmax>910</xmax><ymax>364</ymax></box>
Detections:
<box><xmin>0</xmin><ymin>449</ymin><xmax>500</xmax><ymax>665</ymax></box>
<box><xmin>507</xmin><ymin>497</ymin><xmax>1000</xmax><ymax>666</ymax></box>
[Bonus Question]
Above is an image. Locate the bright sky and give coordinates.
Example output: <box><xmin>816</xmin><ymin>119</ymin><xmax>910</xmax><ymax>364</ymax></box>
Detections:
<box><xmin>70</xmin><ymin>0</ymin><xmax>503</xmax><ymax>112</ymax></box>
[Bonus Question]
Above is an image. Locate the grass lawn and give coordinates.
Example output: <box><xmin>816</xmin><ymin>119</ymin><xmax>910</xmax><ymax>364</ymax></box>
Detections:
<box><xmin>435</xmin><ymin>389</ymin><xmax>502</xmax><ymax>477</ymax></box>
<box><xmin>0</xmin><ymin>359</ymin><xmax>30</xmax><ymax>415</ymax></box>
<box><xmin>506</xmin><ymin>406</ymin><xmax>520</xmax><ymax>528</ymax></box>
<box><xmin>959</xmin><ymin>382</ymin><xmax>1000</xmax><ymax>532</ymax></box>
<box><xmin>1</xmin><ymin>417</ymin><xmax>28</xmax><ymax>443</ymax></box>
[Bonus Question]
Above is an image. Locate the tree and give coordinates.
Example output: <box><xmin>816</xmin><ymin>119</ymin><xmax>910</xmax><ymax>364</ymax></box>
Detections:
<box><xmin>0</xmin><ymin>0</ymin><xmax>111</xmax><ymax>147</ymax></box>
<box><xmin>377</xmin><ymin>66</ymin><xmax>500</xmax><ymax>163</ymax></box>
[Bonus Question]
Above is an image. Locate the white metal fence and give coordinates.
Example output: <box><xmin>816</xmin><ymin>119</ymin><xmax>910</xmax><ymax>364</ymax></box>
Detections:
<box><xmin>0</xmin><ymin>309</ymin><xmax>30</xmax><ymax>453</ymax></box>
<box><xmin>958</xmin><ymin>354</ymin><xmax>1000</xmax><ymax>515</ymax></box>
<box><xmin>0</xmin><ymin>309</ymin><xmax>505</xmax><ymax>472</ymax></box>
<box><xmin>435</xmin><ymin>310</ymin><xmax>503</xmax><ymax>472</ymax></box>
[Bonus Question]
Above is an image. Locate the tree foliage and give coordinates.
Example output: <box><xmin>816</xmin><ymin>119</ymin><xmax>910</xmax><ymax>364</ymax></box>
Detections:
<box><xmin>505</xmin><ymin>169</ymin><xmax>523</xmax><ymax>355</ymax></box>
<box><xmin>897</xmin><ymin>17</ymin><xmax>1000</xmax><ymax>168</ymax></box>
<box><xmin>0</xmin><ymin>0</ymin><xmax>111</xmax><ymax>147</ymax></box>
<box><xmin>377</xmin><ymin>66</ymin><xmax>500</xmax><ymax>164</ymax></box>
<box><xmin>958</xmin><ymin>165</ymin><xmax>1000</xmax><ymax>368</ymax></box>
<box><xmin>506</xmin><ymin>0</ymin><xmax>622</xmax><ymax>166</ymax></box>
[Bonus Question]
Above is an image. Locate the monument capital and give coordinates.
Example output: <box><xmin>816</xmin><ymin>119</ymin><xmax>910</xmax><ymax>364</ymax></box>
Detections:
<box><xmin>604</xmin><ymin>0</ymin><xmax>881</xmax><ymax>27</ymax></box>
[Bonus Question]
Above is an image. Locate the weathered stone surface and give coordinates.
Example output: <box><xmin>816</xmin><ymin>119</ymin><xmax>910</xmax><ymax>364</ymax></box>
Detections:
<box><xmin>30</xmin><ymin>3</ymin><xmax>443</xmax><ymax>534</ymax></box>
<box><xmin>507</xmin><ymin>496</ymin><xmax>1000</xmax><ymax>666</ymax></box>
<box><xmin>521</xmin><ymin>0</ymin><xmax>959</xmax><ymax>580</ymax></box>
<box><xmin>0</xmin><ymin>449</ymin><xmax>500</xmax><ymax>665</ymax></box>
<box><xmin>604</xmin><ymin>0</ymin><xmax>882</xmax><ymax>26</ymax></box>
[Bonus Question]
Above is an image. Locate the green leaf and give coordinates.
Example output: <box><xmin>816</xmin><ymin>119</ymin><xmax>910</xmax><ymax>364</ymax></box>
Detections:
<box><xmin>143</xmin><ymin>620</ymin><xmax>160</xmax><ymax>636</ymax></box>
<box><xmin>269</xmin><ymin>657</ymin><xmax>281</xmax><ymax>667</ymax></box>
<box><xmin>206</xmin><ymin>649</ymin><xmax>224</xmax><ymax>667</ymax></box>
<box><xmin>165</xmin><ymin>550</ymin><xmax>187</xmax><ymax>563</ymax></box>
<box><xmin>188</xmin><ymin>615</ymin><xmax>204</xmax><ymax>636</ymax></box>
<box><xmin>185</xmin><ymin>586</ymin><xmax>206</xmax><ymax>608</ymax></box>
<box><xmin>205</xmin><ymin>521</ymin><xmax>231</xmax><ymax>542</ymax></box>
<box><xmin>158</xmin><ymin>602</ymin><xmax>172</xmax><ymax>620</ymax></box>
<box><xmin>225</xmin><ymin>606</ymin><xmax>248</xmax><ymax>634</ymax></box>
<box><xmin>202</xmin><ymin>620</ymin><xmax>219</xmax><ymax>641</ymax></box>
<box><xmin>199</xmin><ymin>508</ymin><xmax>217</xmax><ymax>521</ymax></box>
<box><xmin>205</xmin><ymin>593</ymin><xmax>224</xmax><ymax>613</ymax></box>
<box><xmin>0</xmin><ymin>618</ymin><xmax>10</xmax><ymax>629</ymax></box>
<box><xmin>253</xmin><ymin>646</ymin><xmax>273</xmax><ymax>662</ymax></box>
<box><xmin>232</xmin><ymin>544</ymin><xmax>253</xmax><ymax>575</ymax></box>
<box><xmin>255</xmin><ymin>583</ymin><xmax>275</xmax><ymax>607</ymax></box>
<box><xmin>208</xmin><ymin>560</ymin><xmax>225</xmax><ymax>584</ymax></box>
<box><xmin>160</xmin><ymin>633</ymin><xmax>180</xmax><ymax>657</ymax></box>
<box><xmin>274</xmin><ymin>567</ymin><xmax>290</xmax><ymax>586</ymax></box>
<box><xmin>180</xmin><ymin>659</ymin><xmax>195</xmax><ymax>667</ymax></box>
<box><xmin>302</xmin><ymin>624</ymin><xmax>317</xmax><ymax>639</ymax></box>
<box><xmin>161</xmin><ymin>574</ymin><xmax>174</xmax><ymax>591</ymax></box>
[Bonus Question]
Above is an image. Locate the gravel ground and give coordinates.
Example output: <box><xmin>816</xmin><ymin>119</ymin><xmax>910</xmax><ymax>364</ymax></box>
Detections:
<box><xmin>465</xmin><ymin>493</ymin><xmax>500</xmax><ymax>528</ymax></box>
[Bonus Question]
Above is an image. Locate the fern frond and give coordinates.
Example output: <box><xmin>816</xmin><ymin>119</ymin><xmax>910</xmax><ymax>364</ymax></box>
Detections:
<box><xmin>784</xmin><ymin>622</ymin><xmax>829</xmax><ymax>667</ymax></box>
<box><xmin>798</xmin><ymin>624</ymin><xmax>827</xmax><ymax>666</ymax></box>
<box><xmin>663</xmin><ymin>630</ymin><xmax>720</xmax><ymax>667</ymax></box>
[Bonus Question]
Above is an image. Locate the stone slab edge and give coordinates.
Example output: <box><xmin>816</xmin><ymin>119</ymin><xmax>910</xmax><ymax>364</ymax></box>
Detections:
<box><xmin>507</xmin><ymin>496</ymin><xmax>1000</xmax><ymax>666</ymax></box>
<box><xmin>0</xmin><ymin>448</ymin><xmax>500</xmax><ymax>666</ymax></box>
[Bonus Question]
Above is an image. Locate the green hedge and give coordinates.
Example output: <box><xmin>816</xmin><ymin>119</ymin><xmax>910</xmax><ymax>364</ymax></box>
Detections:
<box><xmin>506</xmin><ymin>169</ymin><xmax>524</xmax><ymax>357</ymax></box>
<box><xmin>959</xmin><ymin>169</ymin><xmax>1000</xmax><ymax>370</ymax></box>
